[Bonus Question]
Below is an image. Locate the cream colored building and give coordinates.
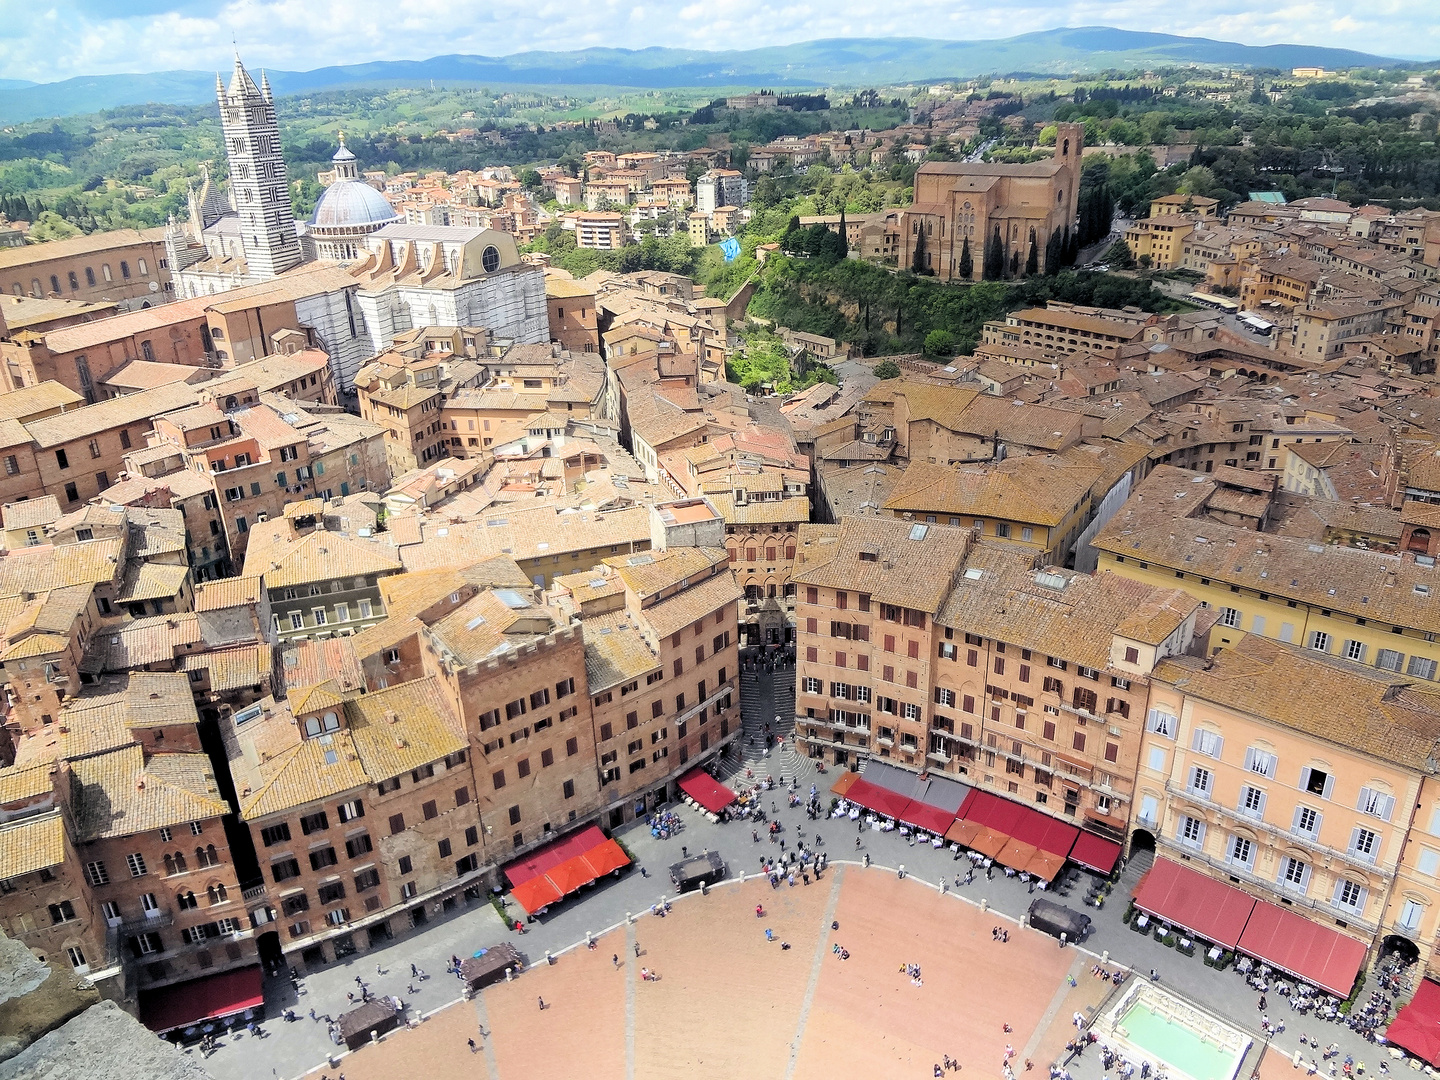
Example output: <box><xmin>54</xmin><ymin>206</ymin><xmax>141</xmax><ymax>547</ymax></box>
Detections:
<box><xmin>1137</xmin><ymin>634</ymin><xmax>1440</xmax><ymax>971</ymax></box>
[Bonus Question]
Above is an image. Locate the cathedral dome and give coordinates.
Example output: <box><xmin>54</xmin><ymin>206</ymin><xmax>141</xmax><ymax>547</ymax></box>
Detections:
<box><xmin>309</xmin><ymin>180</ymin><xmax>400</xmax><ymax>229</ymax></box>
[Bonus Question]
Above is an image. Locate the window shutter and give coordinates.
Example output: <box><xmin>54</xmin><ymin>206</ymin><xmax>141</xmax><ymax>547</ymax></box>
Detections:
<box><xmin>1299</xmin><ymin>766</ymin><xmax>1312</xmax><ymax>792</ymax></box>
<box><xmin>1301</xmin><ymin>863</ymin><xmax>1312</xmax><ymax>890</ymax></box>
<box><xmin>1256</xmin><ymin>790</ymin><xmax>1267</xmax><ymax>817</ymax></box>
<box><xmin>1322</xmin><ymin>774</ymin><xmax>1335</xmax><ymax>800</ymax></box>
<box><xmin>1291</xmin><ymin>805</ymin><xmax>1305</xmax><ymax>832</ymax></box>
<box><xmin>1195</xmin><ymin>820</ymin><xmax>1207</xmax><ymax>846</ymax></box>
<box><xmin>1356</xmin><ymin>787</ymin><xmax>1372</xmax><ymax>812</ymax></box>
<box><xmin>1348</xmin><ymin>826</ymin><xmax>1362</xmax><ymax>855</ymax></box>
<box><xmin>1211</xmin><ymin>735</ymin><xmax>1224</xmax><ymax>760</ymax></box>
<box><xmin>1380</xmin><ymin>794</ymin><xmax>1396</xmax><ymax>822</ymax></box>
<box><xmin>1243</xmin><ymin>747</ymin><xmax>1255</xmax><ymax>772</ymax></box>
<box><xmin>1191</xmin><ymin>729</ymin><xmax>1204</xmax><ymax>751</ymax></box>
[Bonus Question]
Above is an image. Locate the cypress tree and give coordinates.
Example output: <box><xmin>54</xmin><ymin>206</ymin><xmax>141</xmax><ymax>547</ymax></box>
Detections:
<box><xmin>958</xmin><ymin>236</ymin><xmax>973</xmax><ymax>279</ymax></box>
<box><xmin>1044</xmin><ymin>228</ymin><xmax>1062</xmax><ymax>276</ymax></box>
<box><xmin>838</xmin><ymin>208</ymin><xmax>848</xmax><ymax>258</ymax></box>
<box><xmin>983</xmin><ymin>224</ymin><xmax>1004</xmax><ymax>281</ymax></box>
<box><xmin>1009</xmin><ymin>249</ymin><xmax>1020</xmax><ymax>277</ymax></box>
<box><xmin>1025</xmin><ymin>227</ymin><xmax>1039</xmax><ymax>276</ymax></box>
<box><xmin>912</xmin><ymin>223</ymin><xmax>927</xmax><ymax>274</ymax></box>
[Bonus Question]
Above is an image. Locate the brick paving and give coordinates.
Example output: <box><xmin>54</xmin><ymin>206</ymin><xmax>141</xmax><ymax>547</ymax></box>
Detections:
<box><xmin>320</xmin><ymin>868</ymin><xmax>1108</xmax><ymax>1080</ymax></box>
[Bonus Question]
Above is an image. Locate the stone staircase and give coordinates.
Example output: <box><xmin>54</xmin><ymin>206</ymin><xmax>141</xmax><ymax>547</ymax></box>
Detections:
<box><xmin>724</xmin><ymin>664</ymin><xmax>815</xmax><ymax>788</ymax></box>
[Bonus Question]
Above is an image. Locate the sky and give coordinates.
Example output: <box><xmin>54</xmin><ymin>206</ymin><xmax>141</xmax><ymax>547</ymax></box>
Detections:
<box><xmin>1</xmin><ymin>0</ymin><xmax>1436</xmax><ymax>84</ymax></box>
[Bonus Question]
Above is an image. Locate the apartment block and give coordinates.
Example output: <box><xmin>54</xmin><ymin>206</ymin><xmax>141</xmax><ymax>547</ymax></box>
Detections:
<box><xmin>229</xmin><ymin>677</ymin><xmax>481</xmax><ymax>971</ymax></box>
<box><xmin>1137</xmin><ymin>635</ymin><xmax>1440</xmax><ymax>969</ymax></box>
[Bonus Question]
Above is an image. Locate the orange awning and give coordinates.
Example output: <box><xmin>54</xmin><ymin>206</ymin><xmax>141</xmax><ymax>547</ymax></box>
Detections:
<box><xmin>831</xmin><ymin>771</ymin><xmax>860</xmax><ymax>798</ymax></box>
<box><xmin>1026</xmin><ymin>849</ymin><xmax>1067</xmax><ymax>882</ymax></box>
<box><xmin>969</xmin><ymin>826</ymin><xmax>1012</xmax><ymax>859</ymax></box>
<box><xmin>510</xmin><ymin>875</ymin><xmax>563</xmax><ymax>914</ymax></box>
<box><xmin>581</xmin><ymin>839</ymin><xmax>630</xmax><ymax>878</ymax></box>
<box><xmin>996</xmin><ymin>838</ymin><xmax>1038</xmax><ymax>871</ymax></box>
<box><xmin>945</xmin><ymin>819</ymin><xmax>983</xmax><ymax>847</ymax></box>
<box><xmin>546</xmin><ymin>856</ymin><xmax>596</xmax><ymax>896</ymax></box>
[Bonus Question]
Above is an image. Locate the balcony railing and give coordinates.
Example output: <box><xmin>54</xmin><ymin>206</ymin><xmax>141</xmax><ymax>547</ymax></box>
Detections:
<box><xmin>1162</xmin><ymin>780</ymin><xmax>1393</xmax><ymax>877</ymax></box>
<box><xmin>119</xmin><ymin>908</ymin><xmax>174</xmax><ymax>934</ymax></box>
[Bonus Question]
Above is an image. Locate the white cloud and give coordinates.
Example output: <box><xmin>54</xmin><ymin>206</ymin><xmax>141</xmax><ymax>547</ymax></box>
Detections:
<box><xmin>1</xmin><ymin>0</ymin><xmax>1435</xmax><ymax>83</ymax></box>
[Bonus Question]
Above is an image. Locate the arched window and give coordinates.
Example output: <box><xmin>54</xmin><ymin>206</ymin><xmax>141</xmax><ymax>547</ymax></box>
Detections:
<box><xmin>163</xmin><ymin>853</ymin><xmax>176</xmax><ymax>876</ymax></box>
<box><xmin>177</xmin><ymin>890</ymin><xmax>198</xmax><ymax>910</ymax></box>
<box><xmin>1063</xmin><ymin>138</ymin><xmax>1070</xmax><ymax>155</ymax></box>
<box><xmin>207</xmin><ymin>882</ymin><xmax>228</xmax><ymax>905</ymax></box>
<box><xmin>84</xmin><ymin>267</ymin><xmax>96</xmax><ymax>287</ymax></box>
<box><xmin>102</xmin><ymin>264</ymin><xmax>112</xmax><ymax>282</ymax></box>
<box><xmin>1407</xmin><ymin>527</ymin><xmax>1431</xmax><ymax>554</ymax></box>
<box><xmin>137</xmin><ymin>258</ymin><xmax>148</xmax><ymax>275</ymax></box>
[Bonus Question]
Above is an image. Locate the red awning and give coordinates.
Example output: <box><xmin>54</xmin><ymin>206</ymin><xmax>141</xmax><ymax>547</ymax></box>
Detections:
<box><xmin>1069</xmin><ymin>831</ymin><xmax>1122</xmax><ymax>874</ymax></box>
<box><xmin>506</xmin><ymin>825</ymin><xmax>632</xmax><ymax>915</ymax></box>
<box><xmin>505</xmin><ymin>824</ymin><xmax>607</xmax><ymax>887</ymax></box>
<box><xmin>1386</xmin><ymin>978</ymin><xmax>1440</xmax><ymax>1065</ymax></box>
<box><xmin>846</xmin><ymin>778</ymin><xmax>911</xmax><ymax>820</ymax></box>
<box><xmin>510</xmin><ymin>875</ymin><xmax>564</xmax><ymax>915</ymax></box>
<box><xmin>677</xmin><ymin>768</ymin><xmax>737</xmax><ymax>814</ymax></box>
<box><xmin>1010</xmin><ymin>812</ymin><xmax>1080</xmax><ymax>859</ymax></box>
<box><xmin>1237</xmin><ymin>901</ymin><xmax>1367</xmax><ymax>997</ymax></box>
<box><xmin>141</xmin><ymin>965</ymin><xmax>265</xmax><ymax>1033</ymax></box>
<box><xmin>1132</xmin><ymin>857</ymin><xmax>1255</xmax><ymax>949</ymax></box>
<box><xmin>898</xmin><ymin>800</ymin><xmax>957</xmax><ymax>835</ymax></box>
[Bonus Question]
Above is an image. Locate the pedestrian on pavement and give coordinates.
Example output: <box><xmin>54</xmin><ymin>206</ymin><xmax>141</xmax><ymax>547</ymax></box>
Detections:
<box><xmin>613</xmin><ymin>954</ymin><xmax>620</xmax><ymax>968</ymax></box>
<box><xmin>468</xmin><ymin>1039</ymin><xmax>477</xmax><ymax>1053</ymax></box>
<box><xmin>634</xmin><ymin>941</ymin><xmax>640</xmax><ymax>957</ymax></box>
<box><xmin>411</xmin><ymin>964</ymin><xmax>418</xmax><ymax>977</ymax></box>
<box><xmin>682</xmin><ymin>845</ymin><xmax>688</xmax><ymax>857</ymax></box>
<box><xmin>538</xmin><ymin>997</ymin><xmax>545</xmax><ymax>1011</ymax></box>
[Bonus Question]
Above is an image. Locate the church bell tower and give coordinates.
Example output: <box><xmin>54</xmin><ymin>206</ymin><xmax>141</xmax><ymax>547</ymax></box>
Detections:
<box><xmin>217</xmin><ymin>54</ymin><xmax>302</xmax><ymax>279</ymax></box>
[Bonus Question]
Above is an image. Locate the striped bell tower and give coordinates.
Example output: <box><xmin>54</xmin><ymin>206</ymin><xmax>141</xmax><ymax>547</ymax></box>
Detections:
<box><xmin>217</xmin><ymin>54</ymin><xmax>302</xmax><ymax>279</ymax></box>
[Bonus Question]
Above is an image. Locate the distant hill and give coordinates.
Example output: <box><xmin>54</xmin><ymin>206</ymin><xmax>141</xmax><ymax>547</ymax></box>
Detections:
<box><xmin>0</xmin><ymin>27</ymin><xmax>1422</xmax><ymax>125</ymax></box>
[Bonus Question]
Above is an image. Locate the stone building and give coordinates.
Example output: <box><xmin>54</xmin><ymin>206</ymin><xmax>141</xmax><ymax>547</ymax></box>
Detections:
<box><xmin>229</xmin><ymin>677</ymin><xmax>481</xmax><ymax>972</ymax></box>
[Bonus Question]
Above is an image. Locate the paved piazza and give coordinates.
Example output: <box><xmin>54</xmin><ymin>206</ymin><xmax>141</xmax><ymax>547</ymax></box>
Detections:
<box><xmin>189</xmin><ymin>672</ymin><xmax>1382</xmax><ymax>1080</ymax></box>
<box><xmin>313</xmin><ymin>867</ymin><xmax>1115</xmax><ymax>1080</ymax></box>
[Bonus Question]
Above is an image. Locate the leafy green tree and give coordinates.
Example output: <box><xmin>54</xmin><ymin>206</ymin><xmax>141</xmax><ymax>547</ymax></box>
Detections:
<box><xmin>519</xmin><ymin>167</ymin><xmax>543</xmax><ymax>190</ymax></box>
<box><xmin>28</xmin><ymin>211</ymin><xmax>80</xmax><ymax>241</ymax></box>
<box><xmin>1104</xmin><ymin>238</ymin><xmax>1137</xmax><ymax>269</ymax></box>
<box><xmin>958</xmin><ymin>236</ymin><xmax>973</xmax><ymax>280</ymax></box>
<box><xmin>873</xmin><ymin>359</ymin><xmax>901</xmax><ymax>379</ymax></box>
<box><xmin>1024</xmin><ymin>227</ymin><xmax>1039</xmax><ymax>276</ymax></box>
<box><xmin>924</xmin><ymin>329</ymin><xmax>958</xmax><ymax>356</ymax></box>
